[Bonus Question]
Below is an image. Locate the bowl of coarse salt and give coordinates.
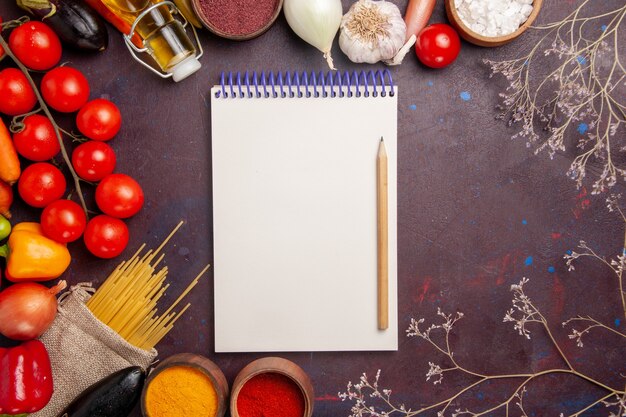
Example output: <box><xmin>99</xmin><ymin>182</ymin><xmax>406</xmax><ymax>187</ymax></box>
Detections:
<box><xmin>445</xmin><ymin>0</ymin><xmax>542</xmax><ymax>47</ymax></box>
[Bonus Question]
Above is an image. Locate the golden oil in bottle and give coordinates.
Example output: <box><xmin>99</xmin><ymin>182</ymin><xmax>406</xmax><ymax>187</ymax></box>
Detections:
<box><xmin>101</xmin><ymin>0</ymin><xmax>200</xmax><ymax>81</ymax></box>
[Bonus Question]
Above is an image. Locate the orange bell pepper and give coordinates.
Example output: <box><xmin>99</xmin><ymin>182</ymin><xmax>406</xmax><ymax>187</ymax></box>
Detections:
<box><xmin>0</xmin><ymin>222</ymin><xmax>71</xmax><ymax>282</ymax></box>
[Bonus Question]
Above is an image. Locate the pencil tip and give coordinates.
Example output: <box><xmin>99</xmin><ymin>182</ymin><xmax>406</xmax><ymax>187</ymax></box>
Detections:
<box><xmin>380</xmin><ymin>137</ymin><xmax>384</xmax><ymax>142</ymax></box>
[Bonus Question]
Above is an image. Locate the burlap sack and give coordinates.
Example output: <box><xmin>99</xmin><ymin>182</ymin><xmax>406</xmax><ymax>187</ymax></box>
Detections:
<box><xmin>33</xmin><ymin>284</ymin><xmax>157</xmax><ymax>417</ymax></box>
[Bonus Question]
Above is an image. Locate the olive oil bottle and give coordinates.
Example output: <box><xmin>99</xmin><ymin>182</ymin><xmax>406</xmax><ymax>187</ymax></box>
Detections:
<box><xmin>101</xmin><ymin>0</ymin><xmax>200</xmax><ymax>81</ymax></box>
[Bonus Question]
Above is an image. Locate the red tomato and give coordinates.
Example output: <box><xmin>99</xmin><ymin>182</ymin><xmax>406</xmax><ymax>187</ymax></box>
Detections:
<box><xmin>71</xmin><ymin>141</ymin><xmax>116</xmax><ymax>181</ymax></box>
<box><xmin>95</xmin><ymin>174</ymin><xmax>144</xmax><ymax>218</ymax></box>
<box><xmin>0</xmin><ymin>68</ymin><xmax>37</xmax><ymax>116</ymax></box>
<box><xmin>40</xmin><ymin>199</ymin><xmax>87</xmax><ymax>243</ymax></box>
<box><xmin>83</xmin><ymin>215</ymin><xmax>129</xmax><ymax>258</ymax></box>
<box><xmin>17</xmin><ymin>162</ymin><xmax>67</xmax><ymax>208</ymax></box>
<box><xmin>415</xmin><ymin>24</ymin><xmax>461</xmax><ymax>69</ymax></box>
<box><xmin>76</xmin><ymin>99</ymin><xmax>122</xmax><ymax>141</ymax></box>
<box><xmin>41</xmin><ymin>66</ymin><xmax>90</xmax><ymax>113</ymax></box>
<box><xmin>12</xmin><ymin>114</ymin><xmax>60</xmax><ymax>161</ymax></box>
<box><xmin>9</xmin><ymin>21</ymin><xmax>62</xmax><ymax>71</ymax></box>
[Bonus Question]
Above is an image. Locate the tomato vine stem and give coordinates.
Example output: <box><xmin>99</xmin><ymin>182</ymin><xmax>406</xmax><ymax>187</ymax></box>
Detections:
<box><xmin>0</xmin><ymin>19</ymin><xmax>89</xmax><ymax>217</ymax></box>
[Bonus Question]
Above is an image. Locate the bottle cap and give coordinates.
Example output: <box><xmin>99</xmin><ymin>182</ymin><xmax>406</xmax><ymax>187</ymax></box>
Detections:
<box><xmin>169</xmin><ymin>56</ymin><xmax>201</xmax><ymax>82</ymax></box>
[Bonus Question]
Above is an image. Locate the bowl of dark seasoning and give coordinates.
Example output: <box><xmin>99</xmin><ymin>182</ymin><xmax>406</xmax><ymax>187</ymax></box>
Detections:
<box><xmin>192</xmin><ymin>0</ymin><xmax>284</xmax><ymax>40</ymax></box>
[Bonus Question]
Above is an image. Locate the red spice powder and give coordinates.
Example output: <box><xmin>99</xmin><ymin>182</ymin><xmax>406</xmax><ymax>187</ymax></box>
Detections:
<box><xmin>199</xmin><ymin>0</ymin><xmax>280</xmax><ymax>36</ymax></box>
<box><xmin>237</xmin><ymin>372</ymin><xmax>305</xmax><ymax>417</ymax></box>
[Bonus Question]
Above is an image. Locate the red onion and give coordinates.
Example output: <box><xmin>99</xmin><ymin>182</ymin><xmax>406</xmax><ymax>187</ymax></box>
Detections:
<box><xmin>0</xmin><ymin>280</ymin><xmax>66</xmax><ymax>340</ymax></box>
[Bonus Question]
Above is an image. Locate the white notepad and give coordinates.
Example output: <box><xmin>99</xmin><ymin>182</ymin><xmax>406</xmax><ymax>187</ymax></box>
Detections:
<box><xmin>211</xmin><ymin>71</ymin><xmax>398</xmax><ymax>352</ymax></box>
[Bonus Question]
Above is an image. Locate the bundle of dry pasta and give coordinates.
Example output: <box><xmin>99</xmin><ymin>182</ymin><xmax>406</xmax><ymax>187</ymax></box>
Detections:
<box><xmin>86</xmin><ymin>221</ymin><xmax>209</xmax><ymax>350</ymax></box>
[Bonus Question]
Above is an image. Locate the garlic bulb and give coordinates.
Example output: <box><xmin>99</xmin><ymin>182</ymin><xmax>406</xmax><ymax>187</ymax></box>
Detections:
<box><xmin>339</xmin><ymin>0</ymin><xmax>407</xmax><ymax>65</ymax></box>
<box><xmin>284</xmin><ymin>0</ymin><xmax>343</xmax><ymax>70</ymax></box>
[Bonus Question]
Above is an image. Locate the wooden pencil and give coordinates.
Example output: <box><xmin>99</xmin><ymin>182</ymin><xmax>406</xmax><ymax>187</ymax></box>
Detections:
<box><xmin>377</xmin><ymin>137</ymin><xmax>388</xmax><ymax>330</ymax></box>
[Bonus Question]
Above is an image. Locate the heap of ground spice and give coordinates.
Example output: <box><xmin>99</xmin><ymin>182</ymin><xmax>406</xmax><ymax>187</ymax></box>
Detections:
<box><xmin>236</xmin><ymin>372</ymin><xmax>305</xmax><ymax>417</ymax></box>
<box><xmin>144</xmin><ymin>366</ymin><xmax>218</xmax><ymax>417</ymax></box>
<box><xmin>198</xmin><ymin>0</ymin><xmax>280</xmax><ymax>36</ymax></box>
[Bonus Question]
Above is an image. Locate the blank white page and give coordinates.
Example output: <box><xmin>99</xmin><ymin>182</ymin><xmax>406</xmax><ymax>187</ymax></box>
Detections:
<box><xmin>211</xmin><ymin>83</ymin><xmax>398</xmax><ymax>352</ymax></box>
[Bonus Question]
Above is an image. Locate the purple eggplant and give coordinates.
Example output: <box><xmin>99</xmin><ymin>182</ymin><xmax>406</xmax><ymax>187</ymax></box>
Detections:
<box><xmin>56</xmin><ymin>367</ymin><xmax>145</xmax><ymax>417</ymax></box>
<box><xmin>16</xmin><ymin>0</ymin><xmax>108</xmax><ymax>51</ymax></box>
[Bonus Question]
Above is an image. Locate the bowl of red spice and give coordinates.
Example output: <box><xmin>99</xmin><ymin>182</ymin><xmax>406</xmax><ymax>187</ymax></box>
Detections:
<box><xmin>191</xmin><ymin>0</ymin><xmax>284</xmax><ymax>41</ymax></box>
<box><xmin>141</xmin><ymin>353</ymin><xmax>229</xmax><ymax>417</ymax></box>
<box><xmin>230</xmin><ymin>357</ymin><xmax>314</xmax><ymax>417</ymax></box>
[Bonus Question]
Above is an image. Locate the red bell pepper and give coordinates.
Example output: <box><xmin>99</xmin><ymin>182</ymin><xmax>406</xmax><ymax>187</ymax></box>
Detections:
<box><xmin>0</xmin><ymin>340</ymin><xmax>53</xmax><ymax>416</ymax></box>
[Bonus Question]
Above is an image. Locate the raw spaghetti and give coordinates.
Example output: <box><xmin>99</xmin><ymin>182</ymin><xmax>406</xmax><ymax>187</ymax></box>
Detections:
<box><xmin>86</xmin><ymin>221</ymin><xmax>209</xmax><ymax>350</ymax></box>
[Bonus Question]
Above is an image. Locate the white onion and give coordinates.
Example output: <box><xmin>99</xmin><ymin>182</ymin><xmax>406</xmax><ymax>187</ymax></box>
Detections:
<box><xmin>284</xmin><ymin>0</ymin><xmax>343</xmax><ymax>69</ymax></box>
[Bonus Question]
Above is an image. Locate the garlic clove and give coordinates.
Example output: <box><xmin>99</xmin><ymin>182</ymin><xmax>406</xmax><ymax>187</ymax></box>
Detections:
<box><xmin>384</xmin><ymin>34</ymin><xmax>416</xmax><ymax>66</ymax></box>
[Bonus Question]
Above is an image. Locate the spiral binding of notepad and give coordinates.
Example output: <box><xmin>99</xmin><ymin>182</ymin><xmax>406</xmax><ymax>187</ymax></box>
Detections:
<box><xmin>215</xmin><ymin>70</ymin><xmax>395</xmax><ymax>99</ymax></box>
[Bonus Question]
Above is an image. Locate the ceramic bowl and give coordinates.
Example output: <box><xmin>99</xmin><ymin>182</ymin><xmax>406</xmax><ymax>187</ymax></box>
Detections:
<box><xmin>444</xmin><ymin>0</ymin><xmax>543</xmax><ymax>47</ymax></box>
<box><xmin>141</xmin><ymin>353</ymin><xmax>229</xmax><ymax>417</ymax></box>
<box><xmin>191</xmin><ymin>0</ymin><xmax>284</xmax><ymax>41</ymax></box>
<box><xmin>230</xmin><ymin>357</ymin><xmax>314</xmax><ymax>417</ymax></box>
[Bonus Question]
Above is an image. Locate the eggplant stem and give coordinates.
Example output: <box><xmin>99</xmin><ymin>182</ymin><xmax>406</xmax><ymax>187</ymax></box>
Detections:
<box><xmin>16</xmin><ymin>0</ymin><xmax>55</xmax><ymax>14</ymax></box>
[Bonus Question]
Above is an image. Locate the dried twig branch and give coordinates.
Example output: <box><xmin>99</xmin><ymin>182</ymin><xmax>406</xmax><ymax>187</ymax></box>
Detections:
<box><xmin>340</xmin><ymin>196</ymin><xmax>626</xmax><ymax>416</ymax></box>
<box><xmin>485</xmin><ymin>2</ymin><xmax>626</xmax><ymax>194</ymax></box>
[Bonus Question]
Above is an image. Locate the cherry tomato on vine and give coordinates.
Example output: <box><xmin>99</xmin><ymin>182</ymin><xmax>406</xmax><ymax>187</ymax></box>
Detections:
<box><xmin>9</xmin><ymin>21</ymin><xmax>62</xmax><ymax>71</ymax></box>
<box><xmin>72</xmin><ymin>141</ymin><xmax>116</xmax><ymax>181</ymax></box>
<box><xmin>83</xmin><ymin>215</ymin><xmax>129</xmax><ymax>258</ymax></box>
<box><xmin>41</xmin><ymin>199</ymin><xmax>87</xmax><ymax>243</ymax></box>
<box><xmin>0</xmin><ymin>68</ymin><xmax>37</xmax><ymax>116</ymax></box>
<box><xmin>41</xmin><ymin>66</ymin><xmax>90</xmax><ymax>112</ymax></box>
<box><xmin>17</xmin><ymin>162</ymin><xmax>67</xmax><ymax>208</ymax></box>
<box><xmin>415</xmin><ymin>24</ymin><xmax>461</xmax><ymax>69</ymax></box>
<box><xmin>95</xmin><ymin>174</ymin><xmax>144</xmax><ymax>218</ymax></box>
<box><xmin>76</xmin><ymin>99</ymin><xmax>122</xmax><ymax>141</ymax></box>
<box><xmin>13</xmin><ymin>114</ymin><xmax>60</xmax><ymax>161</ymax></box>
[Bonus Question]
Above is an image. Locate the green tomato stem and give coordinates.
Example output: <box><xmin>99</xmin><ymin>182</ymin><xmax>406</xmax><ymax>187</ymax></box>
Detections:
<box><xmin>0</xmin><ymin>244</ymin><xmax>9</xmax><ymax>258</ymax></box>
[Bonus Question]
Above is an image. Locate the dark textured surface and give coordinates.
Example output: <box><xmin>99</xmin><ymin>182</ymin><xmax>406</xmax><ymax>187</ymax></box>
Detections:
<box><xmin>0</xmin><ymin>0</ymin><xmax>624</xmax><ymax>416</ymax></box>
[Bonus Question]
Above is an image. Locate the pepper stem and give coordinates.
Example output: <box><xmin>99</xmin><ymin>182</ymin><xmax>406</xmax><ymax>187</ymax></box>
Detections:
<box><xmin>0</xmin><ymin>244</ymin><xmax>8</xmax><ymax>258</ymax></box>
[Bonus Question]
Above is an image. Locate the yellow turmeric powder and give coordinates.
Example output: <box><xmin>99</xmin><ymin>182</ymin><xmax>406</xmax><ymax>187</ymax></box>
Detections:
<box><xmin>145</xmin><ymin>365</ymin><xmax>218</xmax><ymax>417</ymax></box>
